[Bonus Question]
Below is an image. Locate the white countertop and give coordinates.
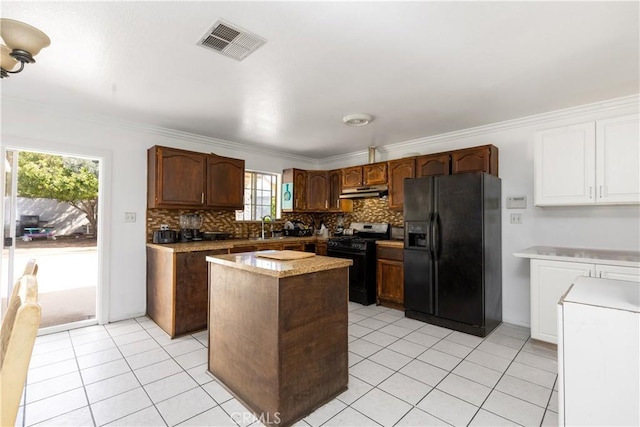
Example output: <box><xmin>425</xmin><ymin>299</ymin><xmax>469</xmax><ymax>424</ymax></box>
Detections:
<box><xmin>561</xmin><ymin>276</ymin><xmax>640</xmax><ymax>313</ymax></box>
<box><xmin>513</xmin><ymin>246</ymin><xmax>640</xmax><ymax>268</ymax></box>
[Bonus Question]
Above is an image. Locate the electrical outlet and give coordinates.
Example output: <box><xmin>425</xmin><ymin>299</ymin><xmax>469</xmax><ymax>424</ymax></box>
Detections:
<box><xmin>510</xmin><ymin>213</ymin><xmax>523</xmax><ymax>224</ymax></box>
<box><xmin>124</xmin><ymin>212</ymin><xmax>136</xmax><ymax>223</ymax></box>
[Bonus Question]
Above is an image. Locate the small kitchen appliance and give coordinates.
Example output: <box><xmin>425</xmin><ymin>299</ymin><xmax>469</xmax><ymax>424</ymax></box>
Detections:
<box><xmin>152</xmin><ymin>225</ymin><xmax>177</xmax><ymax>244</ymax></box>
<box><xmin>178</xmin><ymin>214</ymin><xmax>203</xmax><ymax>242</ymax></box>
<box><xmin>327</xmin><ymin>222</ymin><xmax>390</xmax><ymax>305</ymax></box>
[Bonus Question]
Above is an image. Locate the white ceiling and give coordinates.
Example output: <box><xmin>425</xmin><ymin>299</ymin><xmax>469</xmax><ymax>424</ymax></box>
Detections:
<box><xmin>1</xmin><ymin>1</ymin><xmax>638</xmax><ymax>159</ymax></box>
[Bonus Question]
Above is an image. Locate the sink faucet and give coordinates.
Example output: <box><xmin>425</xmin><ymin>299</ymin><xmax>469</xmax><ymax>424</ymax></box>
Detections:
<box><xmin>261</xmin><ymin>215</ymin><xmax>273</xmax><ymax>239</ymax></box>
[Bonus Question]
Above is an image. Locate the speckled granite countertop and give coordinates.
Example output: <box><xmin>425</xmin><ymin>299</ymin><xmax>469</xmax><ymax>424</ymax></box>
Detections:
<box><xmin>147</xmin><ymin>236</ymin><xmax>319</xmax><ymax>253</ymax></box>
<box><xmin>514</xmin><ymin>246</ymin><xmax>640</xmax><ymax>268</ymax></box>
<box><xmin>376</xmin><ymin>240</ymin><xmax>404</xmax><ymax>248</ymax></box>
<box><xmin>206</xmin><ymin>251</ymin><xmax>353</xmax><ymax>278</ymax></box>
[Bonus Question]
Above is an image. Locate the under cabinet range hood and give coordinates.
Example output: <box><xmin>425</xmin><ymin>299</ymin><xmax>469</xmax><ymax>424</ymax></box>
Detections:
<box><xmin>339</xmin><ymin>185</ymin><xmax>388</xmax><ymax>199</ymax></box>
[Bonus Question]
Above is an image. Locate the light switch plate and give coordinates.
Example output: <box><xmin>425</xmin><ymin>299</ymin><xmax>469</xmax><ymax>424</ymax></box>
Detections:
<box><xmin>507</xmin><ymin>196</ymin><xmax>527</xmax><ymax>209</ymax></box>
<box><xmin>124</xmin><ymin>212</ymin><xmax>136</xmax><ymax>223</ymax></box>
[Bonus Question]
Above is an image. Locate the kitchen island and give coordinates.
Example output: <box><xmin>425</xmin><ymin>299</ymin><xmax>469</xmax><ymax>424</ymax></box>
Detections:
<box><xmin>206</xmin><ymin>251</ymin><xmax>352</xmax><ymax>426</ymax></box>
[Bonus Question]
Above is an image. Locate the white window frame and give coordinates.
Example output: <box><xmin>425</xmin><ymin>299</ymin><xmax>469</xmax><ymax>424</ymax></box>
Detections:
<box><xmin>236</xmin><ymin>171</ymin><xmax>281</xmax><ymax>221</ymax></box>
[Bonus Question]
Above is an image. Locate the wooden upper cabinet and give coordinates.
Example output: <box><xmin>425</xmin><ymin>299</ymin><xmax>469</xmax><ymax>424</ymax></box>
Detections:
<box><xmin>307</xmin><ymin>171</ymin><xmax>329</xmax><ymax>211</ymax></box>
<box><xmin>206</xmin><ymin>155</ymin><xmax>245</xmax><ymax>209</ymax></box>
<box><xmin>282</xmin><ymin>168</ymin><xmax>308</xmax><ymax>212</ymax></box>
<box><xmin>328</xmin><ymin>169</ymin><xmax>343</xmax><ymax>211</ymax></box>
<box><xmin>363</xmin><ymin>162</ymin><xmax>388</xmax><ymax>185</ymax></box>
<box><xmin>342</xmin><ymin>166</ymin><xmax>363</xmax><ymax>188</ymax></box>
<box><xmin>148</xmin><ymin>146</ymin><xmax>245</xmax><ymax>209</ymax></box>
<box><xmin>148</xmin><ymin>146</ymin><xmax>206</xmax><ymax>208</ymax></box>
<box><xmin>416</xmin><ymin>153</ymin><xmax>451</xmax><ymax>177</ymax></box>
<box><xmin>451</xmin><ymin>145</ymin><xmax>499</xmax><ymax>176</ymax></box>
<box><xmin>294</xmin><ymin>169</ymin><xmax>308</xmax><ymax>211</ymax></box>
<box><xmin>388</xmin><ymin>158</ymin><xmax>415</xmax><ymax>211</ymax></box>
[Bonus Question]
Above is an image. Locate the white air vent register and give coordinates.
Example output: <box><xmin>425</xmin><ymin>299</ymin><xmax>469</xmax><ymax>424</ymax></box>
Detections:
<box><xmin>198</xmin><ymin>20</ymin><xmax>266</xmax><ymax>61</ymax></box>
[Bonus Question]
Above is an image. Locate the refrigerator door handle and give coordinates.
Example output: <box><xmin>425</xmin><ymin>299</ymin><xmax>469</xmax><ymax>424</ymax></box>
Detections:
<box><xmin>431</xmin><ymin>215</ymin><xmax>440</xmax><ymax>259</ymax></box>
<box><xmin>427</xmin><ymin>214</ymin><xmax>434</xmax><ymax>257</ymax></box>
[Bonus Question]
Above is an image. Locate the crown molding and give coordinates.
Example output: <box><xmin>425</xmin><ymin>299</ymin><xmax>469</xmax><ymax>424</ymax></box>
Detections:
<box><xmin>1</xmin><ymin>97</ymin><xmax>320</xmax><ymax>166</ymax></box>
<box><xmin>319</xmin><ymin>94</ymin><xmax>639</xmax><ymax>168</ymax></box>
<box><xmin>4</xmin><ymin>94</ymin><xmax>637</xmax><ymax>169</ymax></box>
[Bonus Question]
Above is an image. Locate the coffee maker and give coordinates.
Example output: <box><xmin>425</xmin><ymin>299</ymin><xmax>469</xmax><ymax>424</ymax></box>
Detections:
<box><xmin>178</xmin><ymin>214</ymin><xmax>203</xmax><ymax>242</ymax></box>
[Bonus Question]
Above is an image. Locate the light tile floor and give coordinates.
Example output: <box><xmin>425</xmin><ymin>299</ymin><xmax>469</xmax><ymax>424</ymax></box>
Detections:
<box><xmin>19</xmin><ymin>303</ymin><xmax>558</xmax><ymax>426</ymax></box>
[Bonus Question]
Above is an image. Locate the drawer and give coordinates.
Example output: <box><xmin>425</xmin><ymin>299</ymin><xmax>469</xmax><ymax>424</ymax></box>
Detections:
<box><xmin>377</xmin><ymin>246</ymin><xmax>403</xmax><ymax>262</ymax></box>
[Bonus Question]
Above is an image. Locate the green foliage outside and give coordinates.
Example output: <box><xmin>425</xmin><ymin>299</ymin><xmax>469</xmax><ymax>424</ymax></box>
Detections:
<box><xmin>17</xmin><ymin>152</ymin><xmax>99</xmax><ymax>236</ymax></box>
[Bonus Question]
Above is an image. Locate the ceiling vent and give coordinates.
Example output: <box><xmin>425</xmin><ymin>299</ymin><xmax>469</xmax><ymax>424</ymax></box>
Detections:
<box><xmin>198</xmin><ymin>20</ymin><xmax>266</xmax><ymax>61</ymax></box>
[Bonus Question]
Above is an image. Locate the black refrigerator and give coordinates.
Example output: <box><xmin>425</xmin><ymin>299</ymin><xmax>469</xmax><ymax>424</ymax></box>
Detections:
<box><xmin>403</xmin><ymin>172</ymin><xmax>501</xmax><ymax>337</ymax></box>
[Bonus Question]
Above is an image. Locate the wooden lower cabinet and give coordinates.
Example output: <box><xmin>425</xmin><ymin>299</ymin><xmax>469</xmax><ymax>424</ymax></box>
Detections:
<box><xmin>316</xmin><ymin>242</ymin><xmax>327</xmax><ymax>256</ymax></box>
<box><xmin>147</xmin><ymin>247</ymin><xmax>228</xmax><ymax>337</ymax></box>
<box><xmin>376</xmin><ymin>245</ymin><xmax>404</xmax><ymax>309</ymax></box>
<box><xmin>282</xmin><ymin>242</ymin><xmax>305</xmax><ymax>251</ymax></box>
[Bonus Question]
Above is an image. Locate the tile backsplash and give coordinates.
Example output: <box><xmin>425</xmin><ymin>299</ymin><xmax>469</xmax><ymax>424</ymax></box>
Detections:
<box><xmin>146</xmin><ymin>196</ymin><xmax>404</xmax><ymax>241</ymax></box>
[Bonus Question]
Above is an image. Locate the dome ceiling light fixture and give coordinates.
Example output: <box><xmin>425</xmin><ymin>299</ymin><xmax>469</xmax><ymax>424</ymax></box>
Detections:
<box><xmin>0</xmin><ymin>18</ymin><xmax>51</xmax><ymax>79</ymax></box>
<box><xmin>343</xmin><ymin>114</ymin><xmax>374</xmax><ymax>127</ymax></box>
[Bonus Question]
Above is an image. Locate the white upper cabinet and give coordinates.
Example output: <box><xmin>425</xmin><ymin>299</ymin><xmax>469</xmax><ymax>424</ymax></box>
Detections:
<box><xmin>596</xmin><ymin>115</ymin><xmax>640</xmax><ymax>204</ymax></box>
<box><xmin>535</xmin><ymin>114</ymin><xmax>639</xmax><ymax>206</ymax></box>
<box><xmin>535</xmin><ymin>122</ymin><xmax>596</xmax><ymax>205</ymax></box>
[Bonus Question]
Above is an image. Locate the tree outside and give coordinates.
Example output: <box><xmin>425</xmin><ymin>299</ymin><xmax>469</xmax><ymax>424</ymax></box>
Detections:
<box><xmin>17</xmin><ymin>152</ymin><xmax>99</xmax><ymax>236</ymax></box>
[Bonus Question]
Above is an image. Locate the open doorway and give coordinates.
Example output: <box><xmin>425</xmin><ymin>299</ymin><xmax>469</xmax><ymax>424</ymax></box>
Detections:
<box><xmin>2</xmin><ymin>149</ymin><xmax>100</xmax><ymax>329</ymax></box>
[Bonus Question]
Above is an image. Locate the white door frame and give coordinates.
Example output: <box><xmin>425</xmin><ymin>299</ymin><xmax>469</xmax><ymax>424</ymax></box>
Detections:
<box><xmin>0</xmin><ymin>138</ymin><xmax>111</xmax><ymax>328</ymax></box>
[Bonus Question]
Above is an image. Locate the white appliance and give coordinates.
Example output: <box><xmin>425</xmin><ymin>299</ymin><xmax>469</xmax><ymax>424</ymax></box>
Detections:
<box><xmin>557</xmin><ymin>276</ymin><xmax>640</xmax><ymax>426</ymax></box>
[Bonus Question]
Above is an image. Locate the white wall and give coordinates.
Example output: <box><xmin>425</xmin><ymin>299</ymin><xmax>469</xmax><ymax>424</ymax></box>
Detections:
<box><xmin>2</xmin><ymin>95</ymin><xmax>638</xmax><ymax>326</ymax></box>
<box><xmin>321</xmin><ymin>95</ymin><xmax>640</xmax><ymax>326</ymax></box>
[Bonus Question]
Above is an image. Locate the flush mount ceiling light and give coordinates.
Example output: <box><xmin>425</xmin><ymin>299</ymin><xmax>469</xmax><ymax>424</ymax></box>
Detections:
<box><xmin>343</xmin><ymin>114</ymin><xmax>374</xmax><ymax>127</ymax></box>
<box><xmin>0</xmin><ymin>18</ymin><xmax>51</xmax><ymax>78</ymax></box>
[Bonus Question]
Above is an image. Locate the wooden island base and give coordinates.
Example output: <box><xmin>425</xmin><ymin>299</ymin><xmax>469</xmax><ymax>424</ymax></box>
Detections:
<box><xmin>207</xmin><ymin>252</ymin><xmax>352</xmax><ymax>426</ymax></box>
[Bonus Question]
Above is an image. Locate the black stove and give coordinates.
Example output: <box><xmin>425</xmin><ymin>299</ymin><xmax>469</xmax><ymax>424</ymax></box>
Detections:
<box><xmin>327</xmin><ymin>223</ymin><xmax>390</xmax><ymax>305</ymax></box>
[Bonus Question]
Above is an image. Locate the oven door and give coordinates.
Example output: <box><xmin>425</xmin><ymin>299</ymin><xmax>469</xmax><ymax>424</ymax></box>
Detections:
<box><xmin>327</xmin><ymin>247</ymin><xmax>374</xmax><ymax>305</ymax></box>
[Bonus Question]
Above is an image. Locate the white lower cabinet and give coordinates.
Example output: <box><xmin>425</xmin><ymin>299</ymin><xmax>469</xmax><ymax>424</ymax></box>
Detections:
<box><xmin>531</xmin><ymin>259</ymin><xmax>640</xmax><ymax>343</ymax></box>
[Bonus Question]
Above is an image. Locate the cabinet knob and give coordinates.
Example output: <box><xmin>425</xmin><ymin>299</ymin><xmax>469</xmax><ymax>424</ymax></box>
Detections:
<box><xmin>201</xmin><ymin>193</ymin><xmax>205</xmax><ymax>204</ymax></box>
<box><xmin>325</xmin><ymin>200</ymin><xmax>328</xmax><ymax>209</ymax></box>
<box><xmin>589</xmin><ymin>187</ymin><xmax>593</xmax><ymax>199</ymax></box>
<box><xmin>599</xmin><ymin>186</ymin><xmax>603</xmax><ymax>198</ymax></box>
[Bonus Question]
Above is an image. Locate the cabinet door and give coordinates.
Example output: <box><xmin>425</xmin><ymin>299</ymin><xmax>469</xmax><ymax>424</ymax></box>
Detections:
<box><xmin>229</xmin><ymin>245</ymin><xmax>259</xmax><ymax>253</ymax></box>
<box><xmin>534</xmin><ymin>123</ymin><xmax>596</xmax><ymax>206</ymax></box>
<box><xmin>174</xmin><ymin>251</ymin><xmax>209</xmax><ymax>336</ymax></box>
<box><xmin>342</xmin><ymin>166</ymin><xmax>363</xmax><ymax>188</ymax></box>
<box><xmin>294</xmin><ymin>169</ymin><xmax>307</xmax><ymax>210</ymax></box>
<box><xmin>595</xmin><ymin>264</ymin><xmax>640</xmax><ymax>282</ymax></box>
<box><xmin>363</xmin><ymin>162</ymin><xmax>388</xmax><ymax>185</ymax></box>
<box><xmin>416</xmin><ymin>154</ymin><xmax>450</xmax><ymax>177</ymax></box>
<box><xmin>596</xmin><ymin>115</ymin><xmax>640</xmax><ymax>204</ymax></box>
<box><xmin>328</xmin><ymin>169</ymin><xmax>342</xmax><ymax>211</ymax></box>
<box><xmin>206</xmin><ymin>155</ymin><xmax>245</xmax><ymax>209</ymax></box>
<box><xmin>282</xmin><ymin>243</ymin><xmax>305</xmax><ymax>251</ymax></box>
<box><xmin>376</xmin><ymin>258</ymin><xmax>404</xmax><ymax>307</ymax></box>
<box><xmin>307</xmin><ymin>171</ymin><xmax>329</xmax><ymax>211</ymax></box>
<box><xmin>531</xmin><ymin>259</ymin><xmax>594</xmax><ymax>343</ymax></box>
<box><xmin>316</xmin><ymin>243</ymin><xmax>327</xmax><ymax>256</ymax></box>
<box><xmin>149</xmin><ymin>146</ymin><xmax>206</xmax><ymax>208</ymax></box>
<box><xmin>388</xmin><ymin>158</ymin><xmax>415</xmax><ymax>211</ymax></box>
<box><xmin>451</xmin><ymin>145</ymin><xmax>498</xmax><ymax>176</ymax></box>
